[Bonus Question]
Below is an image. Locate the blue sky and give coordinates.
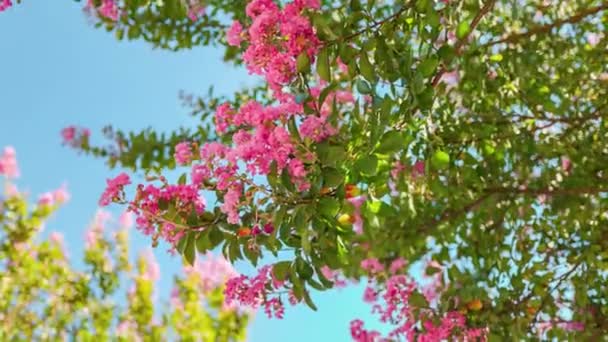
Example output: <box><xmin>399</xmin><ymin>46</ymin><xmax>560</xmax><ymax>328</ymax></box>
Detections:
<box><xmin>0</xmin><ymin>3</ymin><xmax>377</xmax><ymax>341</ymax></box>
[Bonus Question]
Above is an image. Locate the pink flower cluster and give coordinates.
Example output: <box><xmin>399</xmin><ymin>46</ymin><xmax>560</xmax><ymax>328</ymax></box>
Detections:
<box><xmin>225</xmin><ymin>265</ymin><xmax>292</xmax><ymax>319</ymax></box>
<box><xmin>0</xmin><ymin>0</ymin><xmax>12</xmax><ymax>12</ymax></box>
<box><xmin>37</xmin><ymin>184</ymin><xmax>70</xmax><ymax>207</ymax></box>
<box><xmin>85</xmin><ymin>0</ymin><xmax>119</xmax><ymax>21</ymax></box>
<box><xmin>99</xmin><ymin>172</ymin><xmax>131</xmax><ymax>206</ymax></box>
<box><xmin>184</xmin><ymin>252</ymin><xmax>239</xmax><ymax>293</ymax></box>
<box><xmin>0</xmin><ymin>146</ymin><xmax>19</xmax><ymax>179</ymax></box>
<box><xmin>184</xmin><ymin>0</ymin><xmax>205</xmax><ymax>21</ymax></box>
<box><xmin>351</xmin><ymin>258</ymin><xmax>487</xmax><ymax>341</ymax></box>
<box><xmin>228</xmin><ymin>0</ymin><xmax>321</xmax><ymax>95</ymax></box>
<box><xmin>174</xmin><ymin>141</ymin><xmax>194</xmax><ymax>166</ymax></box>
<box><xmin>141</xmin><ymin>249</ymin><xmax>161</xmax><ymax>281</ymax></box>
<box><xmin>61</xmin><ymin>126</ymin><xmax>91</xmax><ymax>148</ymax></box>
<box><xmin>130</xmin><ymin>181</ymin><xmax>206</xmax><ymax>246</ymax></box>
<box><xmin>320</xmin><ymin>265</ymin><xmax>348</xmax><ymax>288</ymax></box>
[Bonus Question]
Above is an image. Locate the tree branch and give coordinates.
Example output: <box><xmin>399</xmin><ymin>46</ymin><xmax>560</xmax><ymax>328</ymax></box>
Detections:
<box><xmin>431</xmin><ymin>0</ymin><xmax>497</xmax><ymax>86</ymax></box>
<box><xmin>483</xmin><ymin>3</ymin><xmax>608</xmax><ymax>47</ymax></box>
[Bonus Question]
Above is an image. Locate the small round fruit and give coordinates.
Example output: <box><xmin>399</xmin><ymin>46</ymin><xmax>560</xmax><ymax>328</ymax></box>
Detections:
<box><xmin>338</xmin><ymin>213</ymin><xmax>355</xmax><ymax>226</ymax></box>
<box><xmin>237</xmin><ymin>227</ymin><xmax>252</xmax><ymax>237</ymax></box>
<box><xmin>345</xmin><ymin>184</ymin><xmax>361</xmax><ymax>198</ymax></box>
<box><xmin>466</xmin><ymin>299</ymin><xmax>483</xmax><ymax>311</ymax></box>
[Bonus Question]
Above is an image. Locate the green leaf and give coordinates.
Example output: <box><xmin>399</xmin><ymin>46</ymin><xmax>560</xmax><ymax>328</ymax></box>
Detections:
<box><xmin>375</xmin><ymin>131</ymin><xmax>407</xmax><ymax>154</ymax></box>
<box><xmin>359</xmin><ymin>52</ymin><xmax>375</xmax><ymax>82</ymax></box>
<box><xmin>418</xmin><ymin>57</ymin><xmax>439</xmax><ymax>77</ymax></box>
<box><xmin>337</xmin><ymin>236</ymin><xmax>348</xmax><ymax>265</ymax></box>
<box><xmin>296</xmin><ymin>257</ymin><xmax>314</xmax><ymax>280</ymax></box>
<box><xmin>317</xmin><ymin>48</ymin><xmax>331</xmax><ymax>82</ymax></box>
<box><xmin>208</xmin><ymin>228</ymin><xmax>223</xmax><ymax>250</ymax></box>
<box><xmin>272</xmin><ymin>261</ymin><xmax>291</xmax><ymax>281</ymax></box>
<box><xmin>281</xmin><ymin>168</ymin><xmax>295</xmax><ymax>192</ymax></box>
<box><xmin>297</xmin><ymin>52</ymin><xmax>311</xmax><ymax>73</ymax></box>
<box><xmin>408</xmin><ymin>292</ymin><xmax>429</xmax><ymax>308</ymax></box>
<box><xmin>322</xmin><ymin>167</ymin><xmax>344</xmax><ymax>188</ymax></box>
<box><xmin>437</xmin><ymin>45</ymin><xmax>455</xmax><ymax>64</ymax></box>
<box><xmin>317</xmin><ymin>144</ymin><xmax>346</xmax><ymax>167</ymax></box>
<box><xmin>302</xmin><ymin>289</ymin><xmax>318</xmax><ymax>311</ymax></box>
<box><xmin>354</xmin><ymin>155</ymin><xmax>378</xmax><ymax>176</ymax></box>
<box><xmin>489</xmin><ymin>53</ymin><xmax>503</xmax><ymax>62</ymax></box>
<box><xmin>177</xmin><ymin>173</ymin><xmax>187</xmax><ymax>185</ymax></box>
<box><xmin>431</xmin><ymin>150</ymin><xmax>450</xmax><ymax>170</ymax></box>
<box><xmin>456</xmin><ymin>21</ymin><xmax>470</xmax><ymax>40</ymax></box>
<box><xmin>184</xmin><ymin>232</ymin><xmax>195</xmax><ymax>266</ymax></box>
<box><xmin>195</xmin><ymin>233</ymin><xmax>209</xmax><ymax>253</ymax></box>
<box><xmin>318</xmin><ymin>197</ymin><xmax>341</xmax><ymax>219</ymax></box>
<box><xmin>356</xmin><ymin>79</ymin><xmax>373</xmax><ymax>94</ymax></box>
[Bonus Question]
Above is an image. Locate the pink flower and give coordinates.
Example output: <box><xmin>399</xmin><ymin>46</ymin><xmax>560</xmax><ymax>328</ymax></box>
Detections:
<box><xmin>587</xmin><ymin>32</ymin><xmax>602</xmax><ymax>46</ymax></box>
<box><xmin>99</xmin><ymin>172</ymin><xmax>131</xmax><ymax>206</ymax></box>
<box><xmin>38</xmin><ymin>192</ymin><xmax>54</xmax><ymax>206</ymax></box>
<box><xmin>0</xmin><ymin>0</ymin><xmax>13</xmax><ymax>12</ymax></box>
<box><xmin>61</xmin><ymin>126</ymin><xmax>90</xmax><ymax>148</ymax></box>
<box><xmin>0</xmin><ymin>146</ymin><xmax>19</xmax><ymax>179</ymax></box>
<box><xmin>227</xmin><ymin>21</ymin><xmax>245</xmax><ymax>46</ymax></box>
<box><xmin>561</xmin><ymin>156</ymin><xmax>572</xmax><ymax>173</ymax></box>
<box><xmin>320</xmin><ymin>266</ymin><xmax>348</xmax><ymax>288</ymax></box>
<box><xmin>185</xmin><ymin>0</ymin><xmax>205</xmax><ymax>21</ymax></box>
<box><xmin>98</xmin><ymin>0</ymin><xmax>119</xmax><ymax>20</ymax></box>
<box><xmin>440</xmin><ymin>70</ymin><xmax>460</xmax><ymax>88</ymax></box>
<box><xmin>174</xmin><ymin>141</ymin><xmax>194</xmax><ymax>165</ymax></box>
<box><xmin>363</xmin><ymin>286</ymin><xmax>378</xmax><ymax>303</ymax></box>
<box><xmin>300</xmin><ymin>115</ymin><xmax>337</xmax><ymax>142</ymax></box>
<box><xmin>118</xmin><ymin>211</ymin><xmax>134</xmax><ymax>229</ymax></box>
<box><xmin>389</xmin><ymin>258</ymin><xmax>407</xmax><ymax>274</ymax></box>
<box><xmin>49</xmin><ymin>232</ymin><xmax>64</xmax><ymax>246</ymax></box>
<box><xmin>52</xmin><ymin>184</ymin><xmax>70</xmax><ymax>204</ymax></box>
<box><xmin>361</xmin><ymin>258</ymin><xmax>384</xmax><ymax>274</ymax></box>
<box><xmin>412</xmin><ymin>160</ymin><xmax>425</xmax><ymax>178</ymax></box>
<box><xmin>142</xmin><ymin>249</ymin><xmax>160</xmax><ymax>281</ymax></box>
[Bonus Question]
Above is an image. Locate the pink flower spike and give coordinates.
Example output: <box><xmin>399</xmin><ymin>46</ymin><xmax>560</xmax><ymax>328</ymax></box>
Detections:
<box><xmin>174</xmin><ymin>141</ymin><xmax>194</xmax><ymax>166</ymax></box>
<box><xmin>0</xmin><ymin>146</ymin><xmax>19</xmax><ymax>179</ymax></box>
<box><xmin>99</xmin><ymin>172</ymin><xmax>131</xmax><ymax>206</ymax></box>
<box><xmin>227</xmin><ymin>21</ymin><xmax>244</xmax><ymax>46</ymax></box>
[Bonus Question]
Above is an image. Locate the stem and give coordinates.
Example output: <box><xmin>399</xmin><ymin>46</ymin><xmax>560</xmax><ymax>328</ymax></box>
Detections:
<box><xmin>483</xmin><ymin>3</ymin><xmax>608</xmax><ymax>47</ymax></box>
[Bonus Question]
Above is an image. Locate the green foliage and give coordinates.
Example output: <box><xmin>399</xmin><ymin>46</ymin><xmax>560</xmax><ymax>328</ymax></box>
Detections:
<box><xmin>67</xmin><ymin>0</ymin><xmax>608</xmax><ymax>337</ymax></box>
<box><xmin>0</xmin><ymin>187</ymin><xmax>249</xmax><ymax>341</ymax></box>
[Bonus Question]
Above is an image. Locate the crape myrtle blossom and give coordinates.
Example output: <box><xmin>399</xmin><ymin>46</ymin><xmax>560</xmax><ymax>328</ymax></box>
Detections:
<box><xmin>351</xmin><ymin>258</ymin><xmax>488</xmax><ymax>341</ymax></box>
<box><xmin>0</xmin><ymin>0</ymin><xmax>12</xmax><ymax>12</ymax></box>
<box><xmin>96</xmin><ymin>0</ymin><xmax>360</xmax><ymax>250</ymax></box>
<box><xmin>0</xmin><ymin>146</ymin><xmax>19</xmax><ymax>179</ymax></box>
<box><xmin>224</xmin><ymin>264</ymin><xmax>303</xmax><ymax>319</ymax></box>
<box><xmin>61</xmin><ymin>126</ymin><xmax>91</xmax><ymax>148</ymax></box>
<box><xmin>99</xmin><ymin>172</ymin><xmax>131</xmax><ymax>206</ymax></box>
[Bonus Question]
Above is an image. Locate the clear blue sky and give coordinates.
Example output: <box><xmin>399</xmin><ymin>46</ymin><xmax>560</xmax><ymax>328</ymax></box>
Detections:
<box><xmin>0</xmin><ymin>3</ymin><xmax>378</xmax><ymax>341</ymax></box>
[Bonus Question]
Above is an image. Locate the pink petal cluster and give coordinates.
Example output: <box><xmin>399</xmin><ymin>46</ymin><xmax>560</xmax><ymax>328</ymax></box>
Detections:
<box><xmin>61</xmin><ymin>126</ymin><xmax>91</xmax><ymax>148</ymax></box>
<box><xmin>99</xmin><ymin>172</ymin><xmax>131</xmax><ymax>206</ymax></box>
<box><xmin>0</xmin><ymin>146</ymin><xmax>19</xmax><ymax>179</ymax></box>
<box><xmin>0</xmin><ymin>0</ymin><xmax>12</xmax><ymax>12</ymax></box>
<box><xmin>185</xmin><ymin>0</ymin><xmax>205</xmax><ymax>21</ymax></box>
<box><xmin>174</xmin><ymin>141</ymin><xmax>194</xmax><ymax>166</ymax></box>
<box><xmin>226</xmin><ymin>21</ymin><xmax>245</xmax><ymax>46</ymax></box>
<box><xmin>235</xmin><ymin>0</ymin><xmax>321</xmax><ymax>95</ymax></box>
<box><xmin>225</xmin><ymin>265</ymin><xmax>294</xmax><ymax>319</ymax></box>
<box><xmin>37</xmin><ymin>184</ymin><xmax>70</xmax><ymax>207</ymax></box>
<box><xmin>86</xmin><ymin>0</ymin><xmax>119</xmax><ymax>20</ymax></box>
<box><xmin>141</xmin><ymin>249</ymin><xmax>161</xmax><ymax>281</ymax></box>
<box><xmin>320</xmin><ymin>265</ymin><xmax>348</xmax><ymax>288</ymax></box>
<box><xmin>351</xmin><ymin>258</ymin><xmax>487</xmax><ymax>341</ymax></box>
<box><xmin>184</xmin><ymin>252</ymin><xmax>239</xmax><ymax>293</ymax></box>
<box><xmin>130</xmin><ymin>182</ymin><xmax>206</xmax><ymax>246</ymax></box>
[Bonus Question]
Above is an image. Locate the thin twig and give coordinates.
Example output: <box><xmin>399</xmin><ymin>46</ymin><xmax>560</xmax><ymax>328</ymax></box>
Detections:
<box><xmin>483</xmin><ymin>3</ymin><xmax>608</xmax><ymax>47</ymax></box>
